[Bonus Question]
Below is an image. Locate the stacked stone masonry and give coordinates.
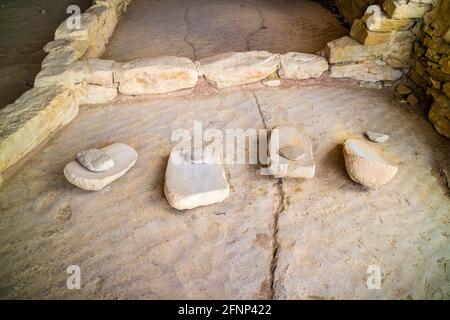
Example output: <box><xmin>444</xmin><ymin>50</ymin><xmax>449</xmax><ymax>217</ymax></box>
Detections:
<box><xmin>333</xmin><ymin>0</ymin><xmax>449</xmax><ymax>138</ymax></box>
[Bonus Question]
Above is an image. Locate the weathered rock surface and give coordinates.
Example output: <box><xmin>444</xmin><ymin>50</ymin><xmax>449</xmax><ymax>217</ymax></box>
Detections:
<box><xmin>55</xmin><ymin>12</ymin><xmax>98</xmax><ymax>42</ymax></box>
<box><xmin>366</xmin><ymin>130</ymin><xmax>389</xmax><ymax>143</ymax></box>
<box><xmin>198</xmin><ymin>51</ymin><xmax>280</xmax><ymax>89</ymax></box>
<box><xmin>262</xmin><ymin>73</ymin><xmax>281</xmax><ymax>87</ymax></box>
<box><xmin>326</xmin><ymin>32</ymin><xmax>414</xmax><ymax>68</ymax></box>
<box><xmin>279</xmin><ymin>52</ymin><xmax>328</xmax><ymax>80</ymax></box>
<box><xmin>76</xmin><ymin>83</ymin><xmax>118</xmax><ymax>105</ymax></box>
<box><xmin>350</xmin><ymin>19</ymin><xmax>393</xmax><ymax>46</ymax></box>
<box><xmin>268</xmin><ymin>125</ymin><xmax>315</xmax><ymax>179</ymax></box>
<box><xmin>330</xmin><ymin>60</ymin><xmax>403</xmax><ymax>82</ymax></box>
<box><xmin>64</xmin><ymin>143</ymin><xmax>137</xmax><ymax>191</ymax></box>
<box><xmin>77</xmin><ymin>149</ymin><xmax>115</xmax><ymax>172</ymax></box>
<box><xmin>164</xmin><ymin>148</ymin><xmax>230</xmax><ymax>210</ymax></box>
<box><xmin>343</xmin><ymin>139</ymin><xmax>398</xmax><ymax>188</ymax></box>
<box><xmin>361</xmin><ymin>5</ymin><xmax>414</xmax><ymax>32</ymax></box>
<box><xmin>0</xmin><ymin>86</ymin><xmax>78</xmax><ymax>177</ymax></box>
<box><xmin>428</xmin><ymin>91</ymin><xmax>450</xmax><ymax>138</ymax></box>
<box><xmin>383</xmin><ymin>0</ymin><xmax>432</xmax><ymax>19</ymax></box>
<box><xmin>35</xmin><ymin>59</ymin><xmax>115</xmax><ymax>88</ymax></box>
<box><xmin>115</xmin><ymin>56</ymin><xmax>198</xmax><ymax>95</ymax></box>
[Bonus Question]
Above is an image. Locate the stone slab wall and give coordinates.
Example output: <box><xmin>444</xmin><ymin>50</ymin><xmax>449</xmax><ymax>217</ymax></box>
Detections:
<box><xmin>409</xmin><ymin>0</ymin><xmax>450</xmax><ymax>137</ymax></box>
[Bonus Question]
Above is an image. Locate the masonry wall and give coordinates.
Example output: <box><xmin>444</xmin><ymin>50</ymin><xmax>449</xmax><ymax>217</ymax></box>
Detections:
<box><xmin>334</xmin><ymin>0</ymin><xmax>449</xmax><ymax>138</ymax></box>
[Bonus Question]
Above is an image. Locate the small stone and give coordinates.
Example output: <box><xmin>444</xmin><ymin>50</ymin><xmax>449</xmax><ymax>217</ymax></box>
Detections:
<box><xmin>76</xmin><ymin>149</ymin><xmax>115</xmax><ymax>172</ymax></box>
<box><xmin>366</xmin><ymin>131</ymin><xmax>390</xmax><ymax>143</ymax></box>
<box><xmin>41</xmin><ymin>9</ymin><xmax>47</xmax><ymax>14</ymax></box>
<box><xmin>343</xmin><ymin>139</ymin><xmax>398</xmax><ymax>188</ymax></box>
<box><xmin>395</xmin><ymin>83</ymin><xmax>412</xmax><ymax>95</ymax></box>
<box><xmin>407</xmin><ymin>93</ymin><xmax>419</xmax><ymax>105</ymax></box>
<box><xmin>164</xmin><ymin>148</ymin><xmax>229</xmax><ymax>210</ymax></box>
<box><xmin>64</xmin><ymin>143</ymin><xmax>137</xmax><ymax>191</ymax></box>
<box><xmin>279</xmin><ymin>145</ymin><xmax>306</xmax><ymax>161</ymax></box>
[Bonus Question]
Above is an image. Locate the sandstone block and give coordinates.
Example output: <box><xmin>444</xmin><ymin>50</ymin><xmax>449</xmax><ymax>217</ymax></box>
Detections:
<box><xmin>350</xmin><ymin>19</ymin><xmax>393</xmax><ymax>46</ymax></box>
<box><xmin>55</xmin><ymin>13</ymin><xmax>98</xmax><ymax>42</ymax></box>
<box><xmin>0</xmin><ymin>86</ymin><xmax>78</xmax><ymax>176</ymax></box>
<box><xmin>64</xmin><ymin>143</ymin><xmax>137</xmax><ymax>191</ymax></box>
<box><xmin>330</xmin><ymin>60</ymin><xmax>403</xmax><ymax>82</ymax></box>
<box><xmin>76</xmin><ymin>83</ymin><xmax>118</xmax><ymax>105</ymax></box>
<box><xmin>326</xmin><ymin>36</ymin><xmax>380</xmax><ymax>64</ymax></box>
<box><xmin>383</xmin><ymin>0</ymin><xmax>432</xmax><ymax>19</ymax></box>
<box><xmin>279</xmin><ymin>52</ymin><xmax>328</xmax><ymax>80</ymax></box>
<box><xmin>115</xmin><ymin>56</ymin><xmax>198</xmax><ymax>95</ymax></box>
<box><xmin>164</xmin><ymin>148</ymin><xmax>230</xmax><ymax>210</ymax></box>
<box><xmin>198</xmin><ymin>51</ymin><xmax>280</xmax><ymax>89</ymax></box>
<box><xmin>428</xmin><ymin>89</ymin><xmax>450</xmax><ymax>138</ymax></box>
<box><xmin>361</xmin><ymin>5</ymin><xmax>414</xmax><ymax>32</ymax></box>
<box><xmin>343</xmin><ymin>139</ymin><xmax>398</xmax><ymax>188</ymax></box>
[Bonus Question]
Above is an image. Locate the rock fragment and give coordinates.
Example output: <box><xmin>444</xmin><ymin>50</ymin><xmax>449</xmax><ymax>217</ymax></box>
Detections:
<box><xmin>366</xmin><ymin>131</ymin><xmax>390</xmax><ymax>143</ymax></box>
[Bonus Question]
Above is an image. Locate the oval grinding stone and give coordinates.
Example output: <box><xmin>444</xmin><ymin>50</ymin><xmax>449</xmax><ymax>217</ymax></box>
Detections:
<box><xmin>64</xmin><ymin>143</ymin><xmax>137</xmax><ymax>191</ymax></box>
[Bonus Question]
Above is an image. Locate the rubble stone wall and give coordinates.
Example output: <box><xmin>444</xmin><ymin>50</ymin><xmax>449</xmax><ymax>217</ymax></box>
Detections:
<box><xmin>334</xmin><ymin>0</ymin><xmax>449</xmax><ymax>138</ymax></box>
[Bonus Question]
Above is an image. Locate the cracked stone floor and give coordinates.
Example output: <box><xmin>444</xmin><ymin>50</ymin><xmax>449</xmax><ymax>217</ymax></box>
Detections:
<box><xmin>102</xmin><ymin>0</ymin><xmax>348</xmax><ymax>61</ymax></box>
<box><xmin>0</xmin><ymin>81</ymin><xmax>449</xmax><ymax>299</ymax></box>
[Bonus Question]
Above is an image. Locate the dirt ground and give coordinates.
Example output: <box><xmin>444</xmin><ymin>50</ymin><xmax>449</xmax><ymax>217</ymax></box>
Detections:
<box><xmin>0</xmin><ymin>79</ymin><xmax>449</xmax><ymax>299</ymax></box>
<box><xmin>0</xmin><ymin>0</ymin><xmax>91</xmax><ymax>108</ymax></box>
<box><xmin>102</xmin><ymin>0</ymin><xmax>348</xmax><ymax>61</ymax></box>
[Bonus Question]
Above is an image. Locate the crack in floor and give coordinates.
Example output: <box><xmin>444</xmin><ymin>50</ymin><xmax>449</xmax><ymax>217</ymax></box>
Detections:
<box><xmin>245</xmin><ymin>1</ymin><xmax>267</xmax><ymax>51</ymax></box>
<box><xmin>178</xmin><ymin>0</ymin><xmax>198</xmax><ymax>60</ymax></box>
<box><xmin>253</xmin><ymin>91</ymin><xmax>284</xmax><ymax>299</ymax></box>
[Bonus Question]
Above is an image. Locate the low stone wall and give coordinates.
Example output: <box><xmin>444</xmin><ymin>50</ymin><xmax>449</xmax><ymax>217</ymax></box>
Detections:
<box><xmin>0</xmin><ymin>0</ymin><xmax>132</xmax><ymax>183</ymax></box>
<box><xmin>408</xmin><ymin>0</ymin><xmax>450</xmax><ymax>137</ymax></box>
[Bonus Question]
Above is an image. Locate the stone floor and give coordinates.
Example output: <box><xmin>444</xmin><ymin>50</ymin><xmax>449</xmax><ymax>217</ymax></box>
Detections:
<box><xmin>102</xmin><ymin>0</ymin><xmax>348</xmax><ymax>61</ymax></box>
<box><xmin>1</xmin><ymin>81</ymin><xmax>449</xmax><ymax>299</ymax></box>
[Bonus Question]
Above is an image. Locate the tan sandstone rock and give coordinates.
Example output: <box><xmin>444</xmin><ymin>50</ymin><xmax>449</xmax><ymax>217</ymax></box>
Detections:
<box><xmin>279</xmin><ymin>52</ymin><xmax>328</xmax><ymax>80</ymax></box>
<box><xmin>198</xmin><ymin>51</ymin><xmax>280</xmax><ymax>89</ymax></box>
<box><xmin>343</xmin><ymin>139</ymin><xmax>398</xmax><ymax>188</ymax></box>
<box><xmin>35</xmin><ymin>59</ymin><xmax>114</xmax><ymax>88</ymax></box>
<box><xmin>330</xmin><ymin>60</ymin><xmax>403</xmax><ymax>82</ymax></box>
<box><xmin>383</xmin><ymin>0</ymin><xmax>432</xmax><ymax>19</ymax></box>
<box><xmin>361</xmin><ymin>5</ymin><xmax>414</xmax><ymax>32</ymax></box>
<box><xmin>54</xmin><ymin>12</ymin><xmax>98</xmax><ymax>42</ymax></box>
<box><xmin>115</xmin><ymin>56</ymin><xmax>198</xmax><ymax>95</ymax></box>
<box><xmin>76</xmin><ymin>83</ymin><xmax>118</xmax><ymax>105</ymax></box>
<box><xmin>0</xmin><ymin>86</ymin><xmax>78</xmax><ymax>177</ymax></box>
<box><xmin>429</xmin><ymin>89</ymin><xmax>450</xmax><ymax>138</ymax></box>
<box><xmin>64</xmin><ymin>143</ymin><xmax>137</xmax><ymax>191</ymax></box>
<box><xmin>350</xmin><ymin>19</ymin><xmax>393</xmax><ymax>46</ymax></box>
<box><xmin>326</xmin><ymin>32</ymin><xmax>414</xmax><ymax>68</ymax></box>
